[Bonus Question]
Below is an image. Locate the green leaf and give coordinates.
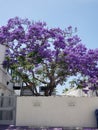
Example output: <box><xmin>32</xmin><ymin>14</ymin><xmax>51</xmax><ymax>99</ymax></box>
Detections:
<box><xmin>5</xmin><ymin>56</ymin><xmax>10</xmax><ymax>61</ymax></box>
<box><xmin>18</xmin><ymin>55</ymin><xmax>25</xmax><ymax>61</ymax></box>
<box><xmin>28</xmin><ymin>51</ymin><xmax>37</xmax><ymax>58</ymax></box>
<box><xmin>36</xmin><ymin>69</ymin><xmax>43</xmax><ymax>74</ymax></box>
<box><xmin>76</xmin><ymin>85</ymin><xmax>83</xmax><ymax>89</ymax></box>
<box><xmin>37</xmin><ymin>56</ymin><xmax>42</xmax><ymax>63</ymax></box>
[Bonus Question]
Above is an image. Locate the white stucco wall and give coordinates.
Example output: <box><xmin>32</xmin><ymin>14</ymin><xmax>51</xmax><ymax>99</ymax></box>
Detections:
<box><xmin>0</xmin><ymin>44</ymin><xmax>6</xmax><ymax>66</ymax></box>
<box><xmin>0</xmin><ymin>67</ymin><xmax>13</xmax><ymax>95</ymax></box>
<box><xmin>0</xmin><ymin>68</ymin><xmax>12</xmax><ymax>87</ymax></box>
<box><xmin>16</xmin><ymin>96</ymin><xmax>98</xmax><ymax>127</ymax></box>
<box><xmin>0</xmin><ymin>44</ymin><xmax>14</xmax><ymax>95</ymax></box>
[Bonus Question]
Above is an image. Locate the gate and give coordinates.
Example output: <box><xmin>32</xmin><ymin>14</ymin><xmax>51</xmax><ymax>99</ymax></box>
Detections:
<box><xmin>0</xmin><ymin>96</ymin><xmax>16</xmax><ymax>125</ymax></box>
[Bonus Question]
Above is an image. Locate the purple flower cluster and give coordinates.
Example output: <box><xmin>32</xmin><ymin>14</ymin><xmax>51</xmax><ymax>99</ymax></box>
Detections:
<box><xmin>0</xmin><ymin>17</ymin><xmax>98</xmax><ymax>95</ymax></box>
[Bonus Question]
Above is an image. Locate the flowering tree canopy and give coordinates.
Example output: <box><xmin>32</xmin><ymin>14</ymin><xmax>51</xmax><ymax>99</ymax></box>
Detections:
<box><xmin>0</xmin><ymin>17</ymin><xmax>98</xmax><ymax>96</ymax></box>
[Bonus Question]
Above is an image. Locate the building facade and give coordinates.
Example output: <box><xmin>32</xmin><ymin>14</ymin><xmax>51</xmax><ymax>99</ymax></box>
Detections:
<box><xmin>0</xmin><ymin>45</ymin><xmax>14</xmax><ymax>96</ymax></box>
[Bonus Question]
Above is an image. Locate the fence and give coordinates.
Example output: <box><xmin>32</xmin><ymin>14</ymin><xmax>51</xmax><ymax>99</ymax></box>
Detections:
<box><xmin>16</xmin><ymin>96</ymin><xmax>98</xmax><ymax>127</ymax></box>
<box><xmin>0</xmin><ymin>96</ymin><xmax>98</xmax><ymax>127</ymax></box>
<box><xmin>0</xmin><ymin>96</ymin><xmax>16</xmax><ymax>125</ymax></box>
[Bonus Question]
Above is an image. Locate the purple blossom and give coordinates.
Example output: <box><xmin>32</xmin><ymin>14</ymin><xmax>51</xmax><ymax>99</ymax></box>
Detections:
<box><xmin>0</xmin><ymin>17</ymin><xmax>98</xmax><ymax>95</ymax></box>
<box><xmin>83</xmin><ymin>89</ymin><xmax>89</xmax><ymax>94</ymax></box>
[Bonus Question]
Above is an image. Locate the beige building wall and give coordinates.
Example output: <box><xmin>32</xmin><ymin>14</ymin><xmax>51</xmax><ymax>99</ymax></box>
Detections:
<box><xmin>16</xmin><ymin>96</ymin><xmax>98</xmax><ymax>127</ymax></box>
<box><xmin>0</xmin><ymin>44</ymin><xmax>6</xmax><ymax>67</ymax></box>
<box><xmin>0</xmin><ymin>69</ymin><xmax>14</xmax><ymax>96</ymax></box>
<box><xmin>0</xmin><ymin>44</ymin><xmax>14</xmax><ymax>96</ymax></box>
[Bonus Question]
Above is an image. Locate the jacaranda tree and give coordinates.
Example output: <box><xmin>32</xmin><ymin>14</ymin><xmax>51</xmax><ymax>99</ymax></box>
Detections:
<box><xmin>0</xmin><ymin>17</ymin><xmax>98</xmax><ymax>96</ymax></box>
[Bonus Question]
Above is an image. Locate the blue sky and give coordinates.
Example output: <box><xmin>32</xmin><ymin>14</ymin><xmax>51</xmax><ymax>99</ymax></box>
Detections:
<box><xmin>0</xmin><ymin>0</ymin><xmax>98</xmax><ymax>49</ymax></box>
<box><xmin>0</xmin><ymin>0</ymin><xmax>98</xmax><ymax>93</ymax></box>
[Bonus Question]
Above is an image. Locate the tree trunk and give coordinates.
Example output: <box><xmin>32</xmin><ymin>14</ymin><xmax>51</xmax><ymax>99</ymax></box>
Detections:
<box><xmin>20</xmin><ymin>82</ymin><xmax>40</xmax><ymax>96</ymax></box>
<box><xmin>44</xmin><ymin>84</ymin><xmax>56</xmax><ymax>96</ymax></box>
